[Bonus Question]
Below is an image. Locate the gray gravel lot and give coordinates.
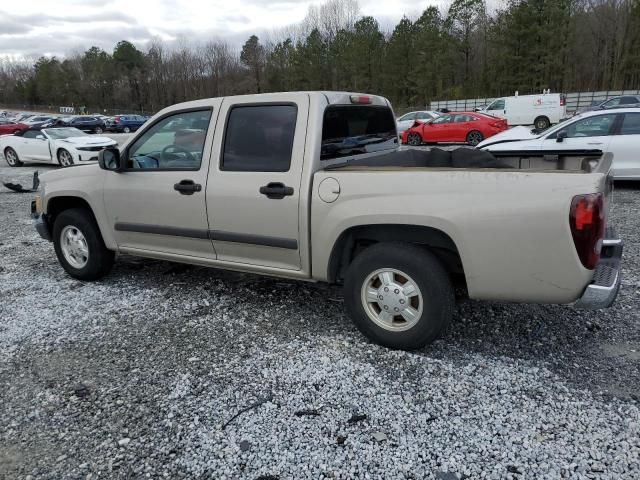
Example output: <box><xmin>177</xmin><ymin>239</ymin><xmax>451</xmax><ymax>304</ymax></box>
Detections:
<box><xmin>0</xmin><ymin>158</ymin><xmax>639</xmax><ymax>479</ymax></box>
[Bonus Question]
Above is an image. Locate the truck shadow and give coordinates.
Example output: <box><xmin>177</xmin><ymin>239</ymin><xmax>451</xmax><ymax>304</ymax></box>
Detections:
<box><xmin>112</xmin><ymin>255</ymin><xmax>639</xmax><ymax>401</ymax></box>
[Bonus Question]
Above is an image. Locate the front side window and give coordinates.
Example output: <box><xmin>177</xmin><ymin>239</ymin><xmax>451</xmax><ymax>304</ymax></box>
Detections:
<box><xmin>620</xmin><ymin>113</ymin><xmax>640</xmax><ymax>135</ymax></box>
<box><xmin>23</xmin><ymin>130</ymin><xmax>41</xmax><ymax>139</ymax></box>
<box><xmin>416</xmin><ymin>112</ymin><xmax>433</xmax><ymax>120</ymax></box>
<box><xmin>321</xmin><ymin>105</ymin><xmax>397</xmax><ymax>161</ymax></box>
<box><xmin>563</xmin><ymin>114</ymin><xmax>617</xmax><ymax>138</ymax></box>
<box><xmin>602</xmin><ymin>98</ymin><xmax>621</xmax><ymax>108</ymax></box>
<box><xmin>127</xmin><ymin>110</ymin><xmax>212</xmax><ymax>170</ymax></box>
<box><xmin>488</xmin><ymin>99</ymin><xmax>505</xmax><ymax>110</ymax></box>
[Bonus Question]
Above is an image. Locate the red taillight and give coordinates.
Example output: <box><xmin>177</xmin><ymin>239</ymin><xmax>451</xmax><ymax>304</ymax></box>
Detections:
<box><xmin>350</xmin><ymin>95</ymin><xmax>371</xmax><ymax>104</ymax></box>
<box><xmin>560</xmin><ymin>95</ymin><xmax>566</xmax><ymax>106</ymax></box>
<box><xmin>570</xmin><ymin>193</ymin><xmax>605</xmax><ymax>269</ymax></box>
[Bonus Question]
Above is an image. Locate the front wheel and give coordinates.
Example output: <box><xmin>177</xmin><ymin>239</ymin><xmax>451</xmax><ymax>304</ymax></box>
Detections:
<box><xmin>407</xmin><ymin>132</ymin><xmax>422</xmax><ymax>146</ymax></box>
<box><xmin>57</xmin><ymin>149</ymin><xmax>75</xmax><ymax>167</ymax></box>
<box><xmin>4</xmin><ymin>147</ymin><xmax>23</xmax><ymax>167</ymax></box>
<box><xmin>466</xmin><ymin>130</ymin><xmax>484</xmax><ymax>146</ymax></box>
<box><xmin>123</xmin><ymin>126</ymin><xmax>131</xmax><ymax>133</ymax></box>
<box><xmin>344</xmin><ymin>243</ymin><xmax>454</xmax><ymax>350</ymax></box>
<box><xmin>94</xmin><ymin>126</ymin><xmax>103</xmax><ymax>134</ymax></box>
<box><xmin>53</xmin><ymin>208</ymin><xmax>114</xmax><ymax>280</ymax></box>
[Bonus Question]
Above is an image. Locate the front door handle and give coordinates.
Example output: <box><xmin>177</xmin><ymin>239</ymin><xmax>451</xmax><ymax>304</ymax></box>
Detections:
<box><xmin>174</xmin><ymin>179</ymin><xmax>201</xmax><ymax>195</ymax></box>
<box><xmin>259</xmin><ymin>182</ymin><xmax>294</xmax><ymax>199</ymax></box>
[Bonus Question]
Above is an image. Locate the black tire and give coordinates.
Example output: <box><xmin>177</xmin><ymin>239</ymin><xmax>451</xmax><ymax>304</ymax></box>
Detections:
<box><xmin>4</xmin><ymin>147</ymin><xmax>23</xmax><ymax>167</ymax></box>
<box><xmin>53</xmin><ymin>208</ymin><xmax>115</xmax><ymax>281</ymax></box>
<box><xmin>534</xmin><ymin>116</ymin><xmax>550</xmax><ymax>130</ymax></box>
<box><xmin>344</xmin><ymin>242</ymin><xmax>454</xmax><ymax>350</ymax></box>
<box><xmin>123</xmin><ymin>126</ymin><xmax>131</xmax><ymax>133</ymax></box>
<box><xmin>466</xmin><ymin>130</ymin><xmax>484</xmax><ymax>146</ymax></box>
<box><xmin>94</xmin><ymin>126</ymin><xmax>103</xmax><ymax>134</ymax></box>
<box><xmin>407</xmin><ymin>132</ymin><xmax>422</xmax><ymax>146</ymax></box>
<box><xmin>57</xmin><ymin>148</ymin><xmax>74</xmax><ymax>167</ymax></box>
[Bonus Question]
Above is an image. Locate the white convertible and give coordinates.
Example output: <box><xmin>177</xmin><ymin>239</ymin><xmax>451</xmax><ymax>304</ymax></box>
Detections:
<box><xmin>477</xmin><ymin>108</ymin><xmax>640</xmax><ymax>180</ymax></box>
<box><xmin>1</xmin><ymin>127</ymin><xmax>117</xmax><ymax>167</ymax></box>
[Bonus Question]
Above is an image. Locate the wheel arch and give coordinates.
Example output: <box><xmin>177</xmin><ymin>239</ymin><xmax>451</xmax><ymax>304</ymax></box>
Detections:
<box><xmin>327</xmin><ymin>224</ymin><xmax>466</xmax><ymax>290</ymax></box>
<box><xmin>45</xmin><ymin>195</ymin><xmax>115</xmax><ymax>249</ymax></box>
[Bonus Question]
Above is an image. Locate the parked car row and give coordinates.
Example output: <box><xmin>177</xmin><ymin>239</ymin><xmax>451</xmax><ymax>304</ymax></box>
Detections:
<box><xmin>0</xmin><ymin>111</ymin><xmax>151</xmax><ymax>135</ymax></box>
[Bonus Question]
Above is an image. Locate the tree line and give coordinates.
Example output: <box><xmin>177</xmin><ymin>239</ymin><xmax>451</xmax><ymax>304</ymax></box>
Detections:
<box><xmin>1</xmin><ymin>0</ymin><xmax>639</xmax><ymax>114</ymax></box>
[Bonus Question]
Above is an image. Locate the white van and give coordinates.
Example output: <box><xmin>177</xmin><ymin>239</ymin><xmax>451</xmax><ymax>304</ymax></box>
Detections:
<box><xmin>482</xmin><ymin>93</ymin><xmax>566</xmax><ymax>130</ymax></box>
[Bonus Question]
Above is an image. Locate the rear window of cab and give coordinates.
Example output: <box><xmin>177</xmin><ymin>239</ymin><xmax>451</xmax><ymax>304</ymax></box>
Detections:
<box><xmin>321</xmin><ymin>105</ymin><xmax>397</xmax><ymax>160</ymax></box>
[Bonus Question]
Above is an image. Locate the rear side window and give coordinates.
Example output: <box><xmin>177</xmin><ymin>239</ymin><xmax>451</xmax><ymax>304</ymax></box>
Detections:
<box><xmin>620</xmin><ymin>113</ymin><xmax>640</xmax><ymax>135</ymax></box>
<box><xmin>620</xmin><ymin>96</ymin><xmax>639</xmax><ymax>105</ymax></box>
<box><xmin>321</xmin><ymin>105</ymin><xmax>397</xmax><ymax>160</ymax></box>
<box><xmin>222</xmin><ymin>105</ymin><xmax>297</xmax><ymax>172</ymax></box>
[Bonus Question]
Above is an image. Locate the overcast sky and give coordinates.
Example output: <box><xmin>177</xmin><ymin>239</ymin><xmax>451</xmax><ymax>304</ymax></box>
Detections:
<box><xmin>0</xmin><ymin>0</ymin><xmax>458</xmax><ymax>60</ymax></box>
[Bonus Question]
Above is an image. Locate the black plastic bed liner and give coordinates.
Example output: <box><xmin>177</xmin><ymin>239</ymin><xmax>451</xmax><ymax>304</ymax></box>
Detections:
<box><xmin>325</xmin><ymin>147</ymin><xmax>512</xmax><ymax>169</ymax></box>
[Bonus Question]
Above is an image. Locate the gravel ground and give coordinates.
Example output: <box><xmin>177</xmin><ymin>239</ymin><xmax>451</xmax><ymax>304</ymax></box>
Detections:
<box><xmin>0</xmin><ymin>158</ymin><xmax>639</xmax><ymax>479</ymax></box>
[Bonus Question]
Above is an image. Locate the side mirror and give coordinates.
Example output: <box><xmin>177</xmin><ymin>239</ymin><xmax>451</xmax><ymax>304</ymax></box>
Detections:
<box><xmin>36</xmin><ymin>135</ymin><xmax>45</xmax><ymax>140</ymax></box>
<box><xmin>556</xmin><ymin>131</ymin><xmax>568</xmax><ymax>143</ymax></box>
<box><xmin>98</xmin><ymin>147</ymin><xmax>122</xmax><ymax>171</ymax></box>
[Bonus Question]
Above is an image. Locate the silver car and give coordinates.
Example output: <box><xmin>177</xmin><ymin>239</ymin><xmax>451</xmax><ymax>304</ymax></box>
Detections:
<box><xmin>396</xmin><ymin>110</ymin><xmax>440</xmax><ymax>134</ymax></box>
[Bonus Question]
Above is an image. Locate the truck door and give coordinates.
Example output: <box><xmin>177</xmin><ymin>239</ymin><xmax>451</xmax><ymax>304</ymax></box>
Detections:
<box><xmin>103</xmin><ymin>105</ymin><xmax>219</xmax><ymax>258</ymax></box>
<box><xmin>206</xmin><ymin>93</ymin><xmax>310</xmax><ymax>271</ymax></box>
<box><xmin>607</xmin><ymin>112</ymin><xmax>640</xmax><ymax>178</ymax></box>
<box><xmin>20</xmin><ymin>130</ymin><xmax>50</xmax><ymax>161</ymax></box>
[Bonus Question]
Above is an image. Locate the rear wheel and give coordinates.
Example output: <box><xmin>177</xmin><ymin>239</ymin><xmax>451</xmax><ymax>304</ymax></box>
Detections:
<box><xmin>53</xmin><ymin>208</ymin><xmax>114</xmax><ymax>280</ymax></box>
<box><xmin>407</xmin><ymin>132</ymin><xmax>422</xmax><ymax>146</ymax></box>
<box><xmin>466</xmin><ymin>130</ymin><xmax>484</xmax><ymax>146</ymax></box>
<box><xmin>4</xmin><ymin>147</ymin><xmax>23</xmax><ymax>167</ymax></box>
<box><xmin>123</xmin><ymin>126</ymin><xmax>131</xmax><ymax>133</ymax></box>
<box><xmin>344</xmin><ymin>243</ymin><xmax>454</xmax><ymax>350</ymax></box>
<box><xmin>94</xmin><ymin>126</ymin><xmax>103</xmax><ymax>134</ymax></box>
<box><xmin>534</xmin><ymin>116</ymin><xmax>551</xmax><ymax>130</ymax></box>
<box><xmin>57</xmin><ymin>149</ymin><xmax>74</xmax><ymax>167</ymax></box>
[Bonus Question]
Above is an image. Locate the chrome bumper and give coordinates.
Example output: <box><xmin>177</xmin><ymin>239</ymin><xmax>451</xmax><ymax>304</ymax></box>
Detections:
<box><xmin>574</xmin><ymin>227</ymin><xmax>623</xmax><ymax>309</ymax></box>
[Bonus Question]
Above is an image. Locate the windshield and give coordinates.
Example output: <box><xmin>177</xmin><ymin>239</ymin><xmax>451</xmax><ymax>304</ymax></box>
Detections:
<box><xmin>44</xmin><ymin>127</ymin><xmax>87</xmax><ymax>139</ymax></box>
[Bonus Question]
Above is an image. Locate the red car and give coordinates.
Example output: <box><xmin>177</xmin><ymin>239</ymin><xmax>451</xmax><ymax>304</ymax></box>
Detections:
<box><xmin>0</xmin><ymin>119</ymin><xmax>29</xmax><ymax>135</ymax></box>
<box><xmin>401</xmin><ymin>112</ymin><xmax>508</xmax><ymax>146</ymax></box>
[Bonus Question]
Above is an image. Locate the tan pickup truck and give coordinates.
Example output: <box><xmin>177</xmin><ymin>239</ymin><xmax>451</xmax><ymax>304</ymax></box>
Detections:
<box><xmin>31</xmin><ymin>92</ymin><xmax>623</xmax><ymax>350</ymax></box>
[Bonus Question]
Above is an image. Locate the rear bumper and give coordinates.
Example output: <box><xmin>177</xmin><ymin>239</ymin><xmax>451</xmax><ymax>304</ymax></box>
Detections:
<box><xmin>574</xmin><ymin>227</ymin><xmax>623</xmax><ymax>309</ymax></box>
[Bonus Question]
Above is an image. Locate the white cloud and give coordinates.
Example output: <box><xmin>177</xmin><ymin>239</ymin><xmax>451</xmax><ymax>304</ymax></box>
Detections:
<box><xmin>0</xmin><ymin>0</ymin><xmax>452</xmax><ymax>58</ymax></box>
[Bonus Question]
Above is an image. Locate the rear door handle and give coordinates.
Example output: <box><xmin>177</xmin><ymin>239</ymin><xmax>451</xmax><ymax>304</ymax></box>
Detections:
<box><xmin>259</xmin><ymin>182</ymin><xmax>294</xmax><ymax>199</ymax></box>
<box><xmin>174</xmin><ymin>179</ymin><xmax>201</xmax><ymax>195</ymax></box>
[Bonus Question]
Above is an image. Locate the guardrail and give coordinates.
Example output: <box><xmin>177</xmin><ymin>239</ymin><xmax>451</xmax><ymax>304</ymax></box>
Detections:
<box><xmin>429</xmin><ymin>90</ymin><xmax>640</xmax><ymax>113</ymax></box>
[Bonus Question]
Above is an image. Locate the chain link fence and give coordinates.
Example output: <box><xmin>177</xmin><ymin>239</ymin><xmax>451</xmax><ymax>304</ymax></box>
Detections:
<box><xmin>429</xmin><ymin>90</ymin><xmax>640</xmax><ymax>114</ymax></box>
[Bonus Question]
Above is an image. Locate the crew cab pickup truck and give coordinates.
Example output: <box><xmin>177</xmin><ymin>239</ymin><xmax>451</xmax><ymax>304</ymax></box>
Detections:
<box><xmin>31</xmin><ymin>92</ymin><xmax>623</xmax><ymax>350</ymax></box>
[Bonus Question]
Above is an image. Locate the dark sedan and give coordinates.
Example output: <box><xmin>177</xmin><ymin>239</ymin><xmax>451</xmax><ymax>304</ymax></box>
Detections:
<box><xmin>59</xmin><ymin>116</ymin><xmax>107</xmax><ymax>133</ymax></box>
<box><xmin>576</xmin><ymin>95</ymin><xmax>640</xmax><ymax>115</ymax></box>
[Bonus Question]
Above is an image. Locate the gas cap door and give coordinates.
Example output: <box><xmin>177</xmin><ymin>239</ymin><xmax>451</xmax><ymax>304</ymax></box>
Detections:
<box><xmin>318</xmin><ymin>177</ymin><xmax>341</xmax><ymax>203</ymax></box>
